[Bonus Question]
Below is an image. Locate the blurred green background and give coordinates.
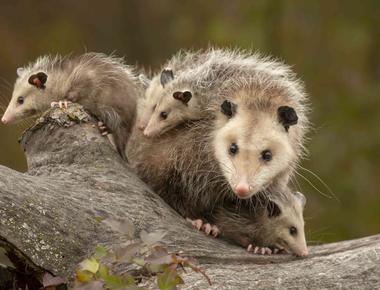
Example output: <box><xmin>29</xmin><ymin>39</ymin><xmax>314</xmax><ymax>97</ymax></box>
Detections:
<box><xmin>0</xmin><ymin>1</ymin><xmax>379</xmax><ymax>244</ymax></box>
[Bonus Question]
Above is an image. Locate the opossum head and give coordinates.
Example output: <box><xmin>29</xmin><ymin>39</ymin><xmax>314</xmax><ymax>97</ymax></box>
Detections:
<box><xmin>142</xmin><ymin>69</ymin><xmax>201</xmax><ymax>137</ymax></box>
<box><xmin>214</xmin><ymin>99</ymin><xmax>299</xmax><ymax>199</ymax></box>
<box><xmin>261</xmin><ymin>191</ymin><xmax>308</xmax><ymax>257</ymax></box>
<box><xmin>137</xmin><ymin>75</ymin><xmax>163</xmax><ymax>131</ymax></box>
<box><xmin>137</xmin><ymin>68</ymin><xmax>174</xmax><ymax>131</ymax></box>
<box><xmin>2</xmin><ymin>68</ymin><xmax>50</xmax><ymax>124</ymax></box>
<box><xmin>143</xmin><ymin>88</ymin><xmax>196</xmax><ymax>137</ymax></box>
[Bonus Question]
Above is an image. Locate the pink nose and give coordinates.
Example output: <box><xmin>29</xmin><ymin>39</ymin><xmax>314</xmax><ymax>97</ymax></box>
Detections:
<box><xmin>234</xmin><ymin>183</ymin><xmax>250</xmax><ymax>198</ymax></box>
<box><xmin>1</xmin><ymin>116</ymin><xmax>8</xmax><ymax>124</ymax></box>
<box><xmin>297</xmin><ymin>250</ymin><xmax>309</xmax><ymax>257</ymax></box>
<box><xmin>143</xmin><ymin>129</ymin><xmax>151</xmax><ymax>137</ymax></box>
<box><xmin>137</xmin><ymin>123</ymin><xmax>146</xmax><ymax>131</ymax></box>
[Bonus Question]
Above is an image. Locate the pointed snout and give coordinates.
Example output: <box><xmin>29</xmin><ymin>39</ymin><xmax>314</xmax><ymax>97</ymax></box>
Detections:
<box><xmin>295</xmin><ymin>248</ymin><xmax>309</xmax><ymax>257</ymax></box>
<box><xmin>1</xmin><ymin>111</ymin><xmax>14</xmax><ymax>124</ymax></box>
<box><xmin>143</xmin><ymin>128</ymin><xmax>151</xmax><ymax>137</ymax></box>
<box><xmin>137</xmin><ymin>122</ymin><xmax>146</xmax><ymax>131</ymax></box>
<box><xmin>1</xmin><ymin>116</ymin><xmax>8</xmax><ymax>124</ymax></box>
<box><xmin>234</xmin><ymin>181</ymin><xmax>251</xmax><ymax>198</ymax></box>
<box><xmin>143</xmin><ymin>127</ymin><xmax>157</xmax><ymax>138</ymax></box>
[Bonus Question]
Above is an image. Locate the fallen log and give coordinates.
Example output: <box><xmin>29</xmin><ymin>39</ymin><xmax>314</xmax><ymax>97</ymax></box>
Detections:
<box><xmin>0</xmin><ymin>104</ymin><xmax>379</xmax><ymax>289</ymax></box>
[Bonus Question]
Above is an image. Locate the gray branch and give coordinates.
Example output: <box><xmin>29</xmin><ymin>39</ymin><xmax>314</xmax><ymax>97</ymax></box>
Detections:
<box><xmin>0</xmin><ymin>104</ymin><xmax>379</xmax><ymax>289</ymax></box>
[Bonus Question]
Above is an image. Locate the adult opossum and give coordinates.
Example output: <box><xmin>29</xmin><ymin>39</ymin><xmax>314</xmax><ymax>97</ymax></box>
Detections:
<box><xmin>2</xmin><ymin>52</ymin><xmax>140</xmax><ymax>158</ymax></box>
<box><xmin>128</xmin><ymin>50</ymin><xmax>309</xmax><ymax>207</ymax></box>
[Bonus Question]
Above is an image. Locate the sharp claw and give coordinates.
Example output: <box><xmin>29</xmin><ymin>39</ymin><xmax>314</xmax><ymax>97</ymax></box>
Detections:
<box><xmin>265</xmin><ymin>248</ymin><xmax>272</xmax><ymax>255</ymax></box>
<box><xmin>195</xmin><ymin>219</ymin><xmax>203</xmax><ymax>230</ymax></box>
<box><xmin>254</xmin><ymin>247</ymin><xmax>259</xmax><ymax>254</ymax></box>
<box><xmin>202</xmin><ymin>223</ymin><xmax>212</xmax><ymax>235</ymax></box>
<box><xmin>187</xmin><ymin>218</ymin><xmax>203</xmax><ymax>230</ymax></box>
<box><xmin>211</xmin><ymin>225</ymin><xmax>220</xmax><ymax>237</ymax></box>
<box><xmin>273</xmin><ymin>248</ymin><xmax>279</xmax><ymax>254</ymax></box>
<box><xmin>247</xmin><ymin>244</ymin><xmax>253</xmax><ymax>252</ymax></box>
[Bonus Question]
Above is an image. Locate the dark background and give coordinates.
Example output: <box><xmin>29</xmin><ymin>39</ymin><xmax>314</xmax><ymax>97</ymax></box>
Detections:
<box><xmin>0</xmin><ymin>0</ymin><xmax>379</xmax><ymax>244</ymax></box>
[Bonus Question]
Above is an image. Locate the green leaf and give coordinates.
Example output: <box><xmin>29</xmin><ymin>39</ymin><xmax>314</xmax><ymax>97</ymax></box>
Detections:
<box><xmin>157</xmin><ymin>267</ymin><xmax>184</xmax><ymax>290</ymax></box>
<box><xmin>79</xmin><ymin>258</ymin><xmax>99</xmax><ymax>274</ymax></box>
<box><xmin>132</xmin><ymin>257</ymin><xmax>146</xmax><ymax>267</ymax></box>
<box><xmin>98</xmin><ymin>264</ymin><xmax>109</xmax><ymax>280</ymax></box>
<box><xmin>93</xmin><ymin>245</ymin><xmax>108</xmax><ymax>260</ymax></box>
<box><xmin>146</xmin><ymin>263</ymin><xmax>167</xmax><ymax>274</ymax></box>
<box><xmin>103</xmin><ymin>274</ymin><xmax>135</xmax><ymax>289</ymax></box>
<box><xmin>76</xmin><ymin>270</ymin><xmax>94</xmax><ymax>283</ymax></box>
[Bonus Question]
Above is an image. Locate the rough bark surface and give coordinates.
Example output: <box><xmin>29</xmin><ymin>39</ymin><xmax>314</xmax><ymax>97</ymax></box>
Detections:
<box><xmin>0</xmin><ymin>104</ymin><xmax>379</xmax><ymax>289</ymax></box>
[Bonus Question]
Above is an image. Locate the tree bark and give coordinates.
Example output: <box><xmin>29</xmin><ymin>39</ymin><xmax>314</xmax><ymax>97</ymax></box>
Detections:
<box><xmin>0</xmin><ymin>104</ymin><xmax>379</xmax><ymax>289</ymax></box>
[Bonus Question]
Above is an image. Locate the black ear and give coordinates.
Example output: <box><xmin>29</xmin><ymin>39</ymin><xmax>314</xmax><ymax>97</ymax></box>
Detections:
<box><xmin>267</xmin><ymin>200</ymin><xmax>282</xmax><ymax>218</ymax></box>
<box><xmin>278</xmin><ymin>106</ymin><xmax>298</xmax><ymax>131</ymax></box>
<box><xmin>28</xmin><ymin>72</ymin><xmax>48</xmax><ymax>89</ymax></box>
<box><xmin>160</xmin><ymin>69</ymin><xmax>174</xmax><ymax>88</ymax></box>
<box><xmin>221</xmin><ymin>100</ymin><xmax>237</xmax><ymax>118</ymax></box>
<box><xmin>173</xmin><ymin>91</ymin><xmax>192</xmax><ymax>105</ymax></box>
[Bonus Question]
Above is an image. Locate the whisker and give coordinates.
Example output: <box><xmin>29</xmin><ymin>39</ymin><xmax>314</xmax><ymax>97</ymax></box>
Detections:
<box><xmin>289</xmin><ymin>175</ymin><xmax>302</xmax><ymax>192</ymax></box>
<box><xmin>298</xmin><ymin>165</ymin><xmax>338</xmax><ymax>202</ymax></box>
<box><xmin>295</xmin><ymin>171</ymin><xmax>333</xmax><ymax>199</ymax></box>
<box><xmin>0</xmin><ymin>77</ymin><xmax>12</xmax><ymax>88</ymax></box>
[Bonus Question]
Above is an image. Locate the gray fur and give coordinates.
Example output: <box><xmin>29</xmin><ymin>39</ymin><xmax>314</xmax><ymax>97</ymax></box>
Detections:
<box><xmin>129</xmin><ymin>48</ymin><xmax>310</xmax><ymax>214</ymax></box>
<box><xmin>211</xmin><ymin>189</ymin><xmax>308</xmax><ymax>256</ymax></box>
<box><xmin>4</xmin><ymin>53</ymin><xmax>141</xmax><ymax>159</ymax></box>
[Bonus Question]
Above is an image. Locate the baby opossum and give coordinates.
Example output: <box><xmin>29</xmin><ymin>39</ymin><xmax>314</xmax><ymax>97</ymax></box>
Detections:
<box><xmin>2</xmin><ymin>53</ymin><xmax>140</xmax><ymax>159</ymax></box>
<box><xmin>206</xmin><ymin>190</ymin><xmax>308</xmax><ymax>257</ymax></box>
<box><xmin>129</xmin><ymin>49</ymin><xmax>309</xmax><ymax>202</ymax></box>
<box><xmin>136</xmin><ymin>50</ymin><xmax>206</xmax><ymax>131</ymax></box>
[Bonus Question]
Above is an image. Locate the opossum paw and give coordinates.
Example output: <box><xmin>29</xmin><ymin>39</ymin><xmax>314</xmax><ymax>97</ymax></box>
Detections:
<box><xmin>50</xmin><ymin>100</ymin><xmax>72</xmax><ymax>109</ymax></box>
<box><xmin>274</xmin><ymin>248</ymin><xmax>288</xmax><ymax>254</ymax></box>
<box><xmin>186</xmin><ymin>218</ymin><xmax>203</xmax><ymax>231</ymax></box>
<box><xmin>96</xmin><ymin>121</ymin><xmax>110</xmax><ymax>136</ymax></box>
<box><xmin>200</xmin><ymin>223</ymin><xmax>220</xmax><ymax>237</ymax></box>
<box><xmin>247</xmin><ymin>245</ymin><xmax>272</xmax><ymax>255</ymax></box>
<box><xmin>207</xmin><ymin>224</ymin><xmax>220</xmax><ymax>237</ymax></box>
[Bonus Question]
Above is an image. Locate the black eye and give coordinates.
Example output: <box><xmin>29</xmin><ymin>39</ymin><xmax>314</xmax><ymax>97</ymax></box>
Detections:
<box><xmin>289</xmin><ymin>226</ymin><xmax>297</xmax><ymax>236</ymax></box>
<box><xmin>160</xmin><ymin>111</ymin><xmax>168</xmax><ymax>120</ymax></box>
<box><xmin>261</xmin><ymin>150</ymin><xmax>272</xmax><ymax>161</ymax></box>
<box><xmin>17</xmin><ymin>96</ymin><xmax>24</xmax><ymax>105</ymax></box>
<box><xmin>229</xmin><ymin>143</ymin><xmax>238</xmax><ymax>155</ymax></box>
